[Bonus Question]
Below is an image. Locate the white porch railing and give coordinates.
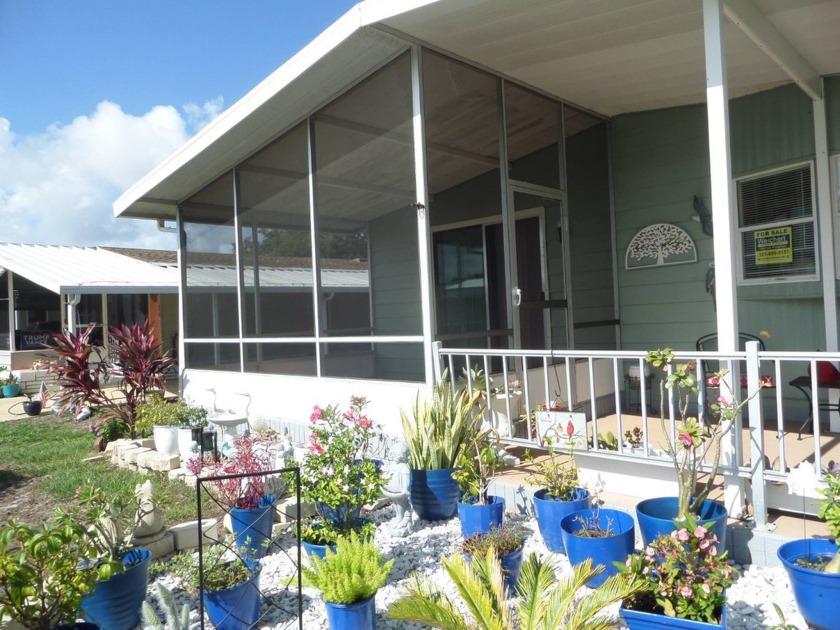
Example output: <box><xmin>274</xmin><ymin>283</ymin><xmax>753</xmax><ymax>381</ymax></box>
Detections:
<box><xmin>433</xmin><ymin>341</ymin><xmax>840</xmax><ymax>530</ymax></box>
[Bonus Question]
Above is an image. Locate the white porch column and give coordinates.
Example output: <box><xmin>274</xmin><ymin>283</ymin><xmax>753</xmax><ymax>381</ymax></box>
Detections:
<box><xmin>66</xmin><ymin>293</ymin><xmax>81</xmax><ymax>334</ymax></box>
<box><xmin>411</xmin><ymin>45</ymin><xmax>436</xmax><ymax>388</ymax></box>
<box><xmin>703</xmin><ymin>0</ymin><xmax>744</xmax><ymax>515</ymax></box>
<box><xmin>814</xmin><ymin>93</ymin><xmax>839</xmax><ymax>352</ymax></box>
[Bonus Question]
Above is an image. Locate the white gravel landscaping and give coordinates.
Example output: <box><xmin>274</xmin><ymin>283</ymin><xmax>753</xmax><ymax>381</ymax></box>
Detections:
<box><xmin>145</xmin><ymin>505</ymin><xmax>808</xmax><ymax>630</ymax></box>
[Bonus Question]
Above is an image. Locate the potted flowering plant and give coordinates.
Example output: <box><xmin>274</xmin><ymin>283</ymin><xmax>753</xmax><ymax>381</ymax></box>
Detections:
<box><xmin>301</xmin><ymin>396</ymin><xmax>386</xmax><ymax>550</ymax></box>
<box><xmin>637</xmin><ymin>349</ymin><xmax>770</xmax><ymax>548</ymax></box>
<box><xmin>188</xmin><ymin>434</ymin><xmax>277</xmax><ymax>559</ymax></box>
<box><xmin>1</xmin><ymin>368</ymin><xmax>20</xmax><ymax>398</ymax></box>
<box><xmin>618</xmin><ymin>513</ymin><xmax>735</xmax><ymax>628</ymax></box>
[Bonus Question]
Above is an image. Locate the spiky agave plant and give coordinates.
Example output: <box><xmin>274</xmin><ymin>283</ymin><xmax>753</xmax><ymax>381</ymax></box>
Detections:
<box><xmin>400</xmin><ymin>371</ymin><xmax>483</xmax><ymax>470</ymax></box>
<box><xmin>388</xmin><ymin>551</ymin><xmax>642</xmax><ymax>630</ymax></box>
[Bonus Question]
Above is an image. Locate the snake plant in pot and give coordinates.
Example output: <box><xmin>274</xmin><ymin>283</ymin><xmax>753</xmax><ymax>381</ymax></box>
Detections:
<box><xmin>401</xmin><ymin>373</ymin><xmax>482</xmax><ymax>521</ymax></box>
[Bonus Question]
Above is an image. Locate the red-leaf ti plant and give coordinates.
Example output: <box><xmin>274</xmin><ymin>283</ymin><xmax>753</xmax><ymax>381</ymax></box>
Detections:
<box><xmin>48</xmin><ymin>321</ymin><xmax>175</xmax><ymax>439</ymax></box>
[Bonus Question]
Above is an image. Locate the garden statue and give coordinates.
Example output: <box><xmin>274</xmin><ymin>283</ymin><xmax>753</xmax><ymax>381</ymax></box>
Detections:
<box><xmin>132</xmin><ymin>479</ymin><xmax>165</xmax><ymax>538</ymax></box>
<box><xmin>382</xmin><ymin>441</ymin><xmax>413</xmax><ymax>537</ymax></box>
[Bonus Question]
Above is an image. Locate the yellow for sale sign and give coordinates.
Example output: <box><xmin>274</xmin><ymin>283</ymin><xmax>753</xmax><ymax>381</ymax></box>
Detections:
<box><xmin>755</xmin><ymin>227</ymin><xmax>793</xmax><ymax>265</ymax></box>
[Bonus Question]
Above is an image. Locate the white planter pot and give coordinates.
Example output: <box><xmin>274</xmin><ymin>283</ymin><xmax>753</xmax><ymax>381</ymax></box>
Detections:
<box><xmin>177</xmin><ymin>427</ymin><xmax>198</xmax><ymax>465</ymax></box>
<box><xmin>487</xmin><ymin>394</ymin><xmax>522</xmax><ymax>438</ymax></box>
<box><xmin>153</xmin><ymin>425</ymin><xmax>179</xmax><ymax>456</ymax></box>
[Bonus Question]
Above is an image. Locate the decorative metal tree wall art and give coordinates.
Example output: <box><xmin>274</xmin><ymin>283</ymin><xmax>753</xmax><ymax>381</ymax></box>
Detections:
<box><xmin>625</xmin><ymin>223</ymin><xmax>697</xmax><ymax>270</ymax></box>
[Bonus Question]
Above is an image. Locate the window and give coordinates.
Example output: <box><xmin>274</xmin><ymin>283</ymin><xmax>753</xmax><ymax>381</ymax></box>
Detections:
<box><xmin>737</xmin><ymin>163</ymin><xmax>816</xmax><ymax>282</ymax></box>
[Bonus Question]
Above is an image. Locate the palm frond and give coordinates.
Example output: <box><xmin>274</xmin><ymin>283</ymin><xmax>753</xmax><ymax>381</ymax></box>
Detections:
<box><xmin>566</xmin><ymin>573</ymin><xmax>643</xmax><ymax>630</ymax></box>
<box><xmin>515</xmin><ymin>553</ymin><xmax>557</xmax><ymax>630</ymax></box>
<box><xmin>388</xmin><ymin>574</ymin><xmax>474</xmax><ymax>630</ymax></box>
<box><xmin>443</xmin><ymin>553</ymin><xmax>507</xmax><ymax>630</ymax></box>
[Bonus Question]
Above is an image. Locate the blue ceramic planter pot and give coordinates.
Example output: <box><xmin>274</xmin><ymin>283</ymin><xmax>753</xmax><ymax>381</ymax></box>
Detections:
<box><xmin>457</xmin><ymin>495</ymin><xmax>504</xmax><ymax>538</ymax></box>
<box><xmin>302</xmin><ymin>538</ymin><xmax>337</xmax><ymax>559</ymax></box>
<box><xmin>620</xmin><ymin>603</ymin><xmax>726</xmax><ymax>628</ymax></box>
<box><xmin>466</xmin><ymin>547</ymin><xmax>524</xmax><ymax>595</ymax></box>
<box><xmin>532</xmin><ymin>487</ymin><xmax>590</xmax><ymax>553</ymax></box>
<box><xmin>635</xmin><ymin>497</ymin><xmax>727</xmax><ymax>552</ymax></box>
<box><xmin>777</xmin><ymin>538</ymin><xmax>840</xmax><ymax>630</ymax></box>
<box><xmin>325</xmin><ymin>593</ymin><xmax>377</xmax><ymax>630</ymax></box>
<box><xmin>409</xmin><ymin>468</ymin><xmax>460</xmax><ymax>521</ymax></box>
<box><xmin>203</xmin><ymin>565</ymin><xmax>261</xmax><ymax>630</ymax></box>
<box><xmin>81</xmin><ymin>548</ymin><xmax>151</xmax><ymax>630</ymax></box>
<box><xmin>230</xmin><ymin>496</ymin><xmax>275</xmax><ymax>558</ymax></box>
<box><xmin>559</xmin><ymin>508</ymin><xmax>635</xmax><ymax>587</ymax></box>
<box><xmin>1</xmin><ymin>384</ymin><xmax>20</xmax><ymax>398</ymax></box>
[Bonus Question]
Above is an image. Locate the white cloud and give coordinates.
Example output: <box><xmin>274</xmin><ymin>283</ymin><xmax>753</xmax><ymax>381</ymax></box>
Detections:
<box><xmin>0</xmin><ymin>99</ymin><xmax>223</xmax><ymax>249</ymax></box>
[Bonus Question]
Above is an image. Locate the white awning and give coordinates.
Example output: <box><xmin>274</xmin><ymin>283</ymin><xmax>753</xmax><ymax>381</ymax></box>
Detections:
<box><xmin>0</xmin><ymin>244</ymin><xmax>179</xmax><ymax>295</ymax></box>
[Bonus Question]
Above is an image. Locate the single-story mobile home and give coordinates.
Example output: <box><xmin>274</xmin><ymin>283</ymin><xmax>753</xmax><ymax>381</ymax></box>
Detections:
<box><xmin>114</xmin><ymin>0</ymin><xmax>840</xmax><ymax>533</ymax></box>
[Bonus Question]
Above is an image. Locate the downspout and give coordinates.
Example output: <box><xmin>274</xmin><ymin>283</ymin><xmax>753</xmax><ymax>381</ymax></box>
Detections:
<box><xmin>66</xmin><ymin>293</ymin><xmax>81</xmax><ymax>334</ymax></box>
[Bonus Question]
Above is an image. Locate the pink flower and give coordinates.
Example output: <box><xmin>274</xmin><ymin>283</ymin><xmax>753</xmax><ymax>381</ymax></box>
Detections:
<box><xmin>701</xmin><ymin>583</ymin><xmax>711</xmax><ymax>594</ymax></box>
<box><xmin>706</xmin><ymin>376</ymin><xmax>720</xmax><ymax>387</ymax></box>
<box><xmin>708</xmin><ymin>544</ymin><xmax>718</xmax><ymax>556</ymax></box>
<box><xmin>310</xmin><ymin>406</ymin><xmax>322</xmax><ymax>422</ymax></box>
<box><xmin>700</xmin><ymin>539</ymin><xmax>710</xmax><ymax>550</ymax></box>
<box><xmin>694</xmin><ymin>525</ymin><xmax>707</xmax><ymax>538</ymax></box>
<box><xmin>676</xmin><ymin>528</ymin><xmax>689</xmax><ymax>542</ymax></box>
<box><xmin>716</xmin><ymin>396</ymin><xmax>732</xmax><ymax>408</ymax></box>
<box><xmin>309</xmin><ymin>442</ymin><xmax>324</xmax><ymax>454</ymax></box>
<box><xmin>677</xmin><ymin>432</ymin><xmax>693</xmax><ymax>448</ymax></box>
<box><xmin>679</xmin><ymin>586</ymin><xmax>692</xmax><ymax>598</ymax></box>
<box><xmin>357</xmin><ymin>418</ymin><xmax>372</xmax><ymax>430</ymax></box>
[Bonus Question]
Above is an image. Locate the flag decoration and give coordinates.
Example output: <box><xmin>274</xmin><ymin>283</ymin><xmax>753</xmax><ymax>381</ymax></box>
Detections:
<box><xmin>39</xmin><ymin>381</ymin><xmax>49</xmax><ymax>407</ymax></box>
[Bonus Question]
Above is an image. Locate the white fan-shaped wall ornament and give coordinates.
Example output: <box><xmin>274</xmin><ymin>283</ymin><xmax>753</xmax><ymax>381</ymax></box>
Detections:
<box><xmin>625</xmin><ymin>223</ymin><xmax>697</xmax><ymax>270</ymax></box>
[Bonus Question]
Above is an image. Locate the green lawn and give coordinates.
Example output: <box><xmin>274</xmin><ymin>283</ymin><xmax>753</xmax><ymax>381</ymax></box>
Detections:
<box><xmin>0</xmin><ymin>415</ymin><xmax>208</xmax><ymax>524</ymax></box>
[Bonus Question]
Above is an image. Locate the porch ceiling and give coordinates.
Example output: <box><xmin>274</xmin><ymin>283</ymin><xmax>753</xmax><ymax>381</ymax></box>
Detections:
<box><xmin>115</xmin><ymin>0</ymin><xmax>840</xmax><ymax>222</ymax></box>
<box><xmin>379</xmin><ymin>0</ymin><xmax>840</xmax><ymax>116</ymax></box>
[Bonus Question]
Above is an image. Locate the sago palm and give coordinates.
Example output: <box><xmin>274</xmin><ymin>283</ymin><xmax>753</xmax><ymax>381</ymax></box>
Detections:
<box><xmin>388</xmin><ymin>550</ymin><xmax>641</xmax><ymax>630</ymax></box>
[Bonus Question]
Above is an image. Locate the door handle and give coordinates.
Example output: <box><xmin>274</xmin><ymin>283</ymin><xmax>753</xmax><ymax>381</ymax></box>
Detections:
<box><xmin>513</xmin><ymin>287</ymin><xmax>522</xmax><ymax>307</ymax></box>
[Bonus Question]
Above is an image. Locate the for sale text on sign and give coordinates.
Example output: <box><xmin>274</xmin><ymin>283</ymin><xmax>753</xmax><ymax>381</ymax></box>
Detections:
<box><xmin>754</xmin><ymin>226</ymin><xmax>792</xmax><ymax>265</ymax></box>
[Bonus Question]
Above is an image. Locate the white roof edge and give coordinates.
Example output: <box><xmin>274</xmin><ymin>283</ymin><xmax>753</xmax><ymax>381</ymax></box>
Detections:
<box><xmin>359</xmin><ymin>0</ymin><xmax>444</xmax><ymax>25</ymax></box>
<box><xmin>113</xmin><ymin>2</ymin><xmax>371</xmax><ymax>218</ymax></box>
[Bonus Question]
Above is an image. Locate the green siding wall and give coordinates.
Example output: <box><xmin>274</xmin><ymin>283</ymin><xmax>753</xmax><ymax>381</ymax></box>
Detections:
<box><xmin>613</xmin><ymin>82</ymin><xmax>839</xmax><ymax>353</ymax></box>
<box><xmin>567</xmin><ymin>122</ymin><xmax>616</xmax><ymax>350</ymax></box>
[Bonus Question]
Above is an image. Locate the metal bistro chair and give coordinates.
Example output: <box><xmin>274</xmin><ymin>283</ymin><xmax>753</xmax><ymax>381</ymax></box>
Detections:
<box><xmin>695</xmin><ymin>332</ymin><xmax>767</xmax><ymax>416</ymax></box>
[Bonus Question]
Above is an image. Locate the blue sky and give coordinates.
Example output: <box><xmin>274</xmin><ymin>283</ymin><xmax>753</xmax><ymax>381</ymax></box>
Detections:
<box><xmin>0</xmin><ymin>0</ymin><xmax>356</xmax><ymax>248</ymax></box>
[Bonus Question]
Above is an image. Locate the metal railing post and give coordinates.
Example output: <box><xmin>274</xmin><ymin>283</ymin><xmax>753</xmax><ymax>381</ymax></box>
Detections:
<box><xmin>746</xmin><ymin>340</ymin><xmax>768</xmax><ymax>529</ymax></box>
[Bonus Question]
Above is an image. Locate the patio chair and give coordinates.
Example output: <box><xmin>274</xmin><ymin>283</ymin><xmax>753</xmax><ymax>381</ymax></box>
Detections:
<box><xmin>695</xmin><ymin>332</ymin><xmax>766</xmax><ymax>379</ymax></box>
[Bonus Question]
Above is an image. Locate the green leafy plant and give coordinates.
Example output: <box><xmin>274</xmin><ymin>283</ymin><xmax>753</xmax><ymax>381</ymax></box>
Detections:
<box><xmin>816</xmin><ymin>469</ymin><xmax>840</xmax><ymax>572</ymax></box>
<box><xmin>88</xmin><ymin>410</ymin><xmax>132</xmax><ymax>445</ymax></box>
<box><xmin>618</xmin><ymin>512</ymin><xmax>735</xmax><ymax>623</ymax></box>
<box><xmin>168</xmin><ymin>541</ymin><xmax>258</xmax><ymax>592</ymax></box>
<box><xmin>302</xmin><ymin>532</ymin><xmax>394</xmax><ymax>604</ymax></box>
<box><xmin>389</xmin><ymin>551</ymin><xmax>642</xmax><ymax>630</ymax></box>
<box><xmin>594</xmin><ymin>430</ymin><xmax>619</xmax><ymax>451</ymax></box>
<box><xmin>2</xmin><ymin>370</ymin><xmax>18</xmax><ymax>386</ymax></box>
<box><xmin>401</xmin><ymin>372</ymin><xmax>482</xmax><ymax>470</ymax></box>
<box><xmin>0</xmin><ymin>511</ymin><xmax>100</xmax><ymax>630</ymax></box>
<box><xmin>571</xmin><ymin>506</ymin><xmax>615</xmax><ymax>539</ymax></box>
<box><xmin>646</xmin><ymin>348</ymin><xmax>770</xmax><ymax>520</ymax></box>
<box><xmin>462</xmin><ymin>521</ymin><xmax>525</xmax><ymax>558</ymax></box>
<box><xmin>141</xmin><ymin>583</ymin><xmax>191</xmax><ymax>630</ymax></box>
<box><xmin>48</xmin><ymin>321</ymin><xmax>174</xmax><ymax>439</ymax></box>
<box><xmin>452</xmin><ymin>427</ymin><xmax>507</xmax><ymax>504</ymax></box>
<box><xmin>68</xmin><ymin>483</ymin><xmax>148</xmax><ymax>581</ymax></box>
<box><xmin>136</xmin><ymin>394</ymin><xmax>180</xmax><ymax>432</ymax></box>
<box><xmin>768</xmin><ymin>603</ymin><xmax>801</xmax><ymax>630</ymax></box>
<box><xmin>177</xmin><ymin>405</ymin><xmax>208</xmax><ymax>429</ymax></box>
<box><xmin>525</xmin><ymin>430</ymin><xmax>580</xmax><ymax>500</ymax></box>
